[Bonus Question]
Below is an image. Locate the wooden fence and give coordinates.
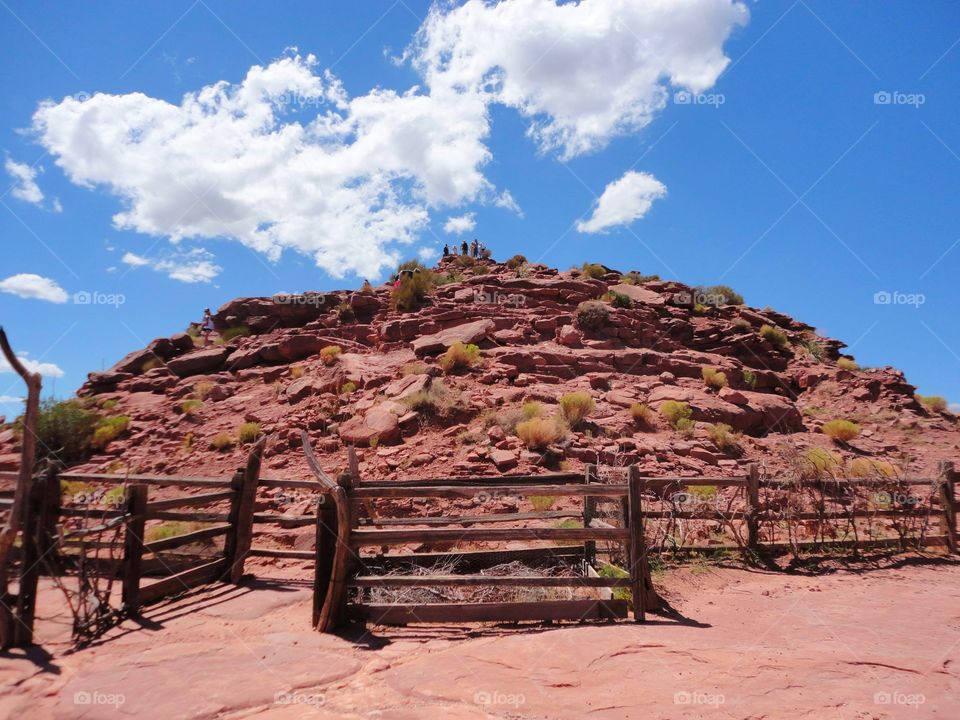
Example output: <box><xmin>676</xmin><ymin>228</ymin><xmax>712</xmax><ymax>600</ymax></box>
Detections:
<box><xmin>1</xmin><ymin>438</ymin><xmax>957</xmax><ymax>644</ymax></box>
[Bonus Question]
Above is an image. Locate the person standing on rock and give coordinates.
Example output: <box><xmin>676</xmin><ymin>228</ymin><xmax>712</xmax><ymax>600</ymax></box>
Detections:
<box><xmin>443</xmin><ymin>243</ymin><xmax>449</xmax><ymax>257</ymax></box>
<box><xmin>460</xmin><ymin>239</ymin><xmax>468</xmax><ymax>256</ymax></box>
<box><xmin>470</xmin><ymin>239</ymin><xmax>479</xmax><ymax>258</ymax></box>
<box><xmin>201</xmin><ymin>308</ymin><xmax>215</xmax><ymax>346</ymax></box>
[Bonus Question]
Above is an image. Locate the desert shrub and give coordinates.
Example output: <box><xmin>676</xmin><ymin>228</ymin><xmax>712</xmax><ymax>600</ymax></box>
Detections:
<box><xmin>91</xmin><ymin>416</ymin><xmax>131</xmax><ymax>449</ymax></box>
<box><xmin>403</xmin><ymin>380</ymin><xmax>459</xmax><ymax>416</ymax></box>
<box><xmin>505</xmin><ymin>254</ymin><xmax>527</xmax><ymax>269</ymax></box>
<box><xmin>732</xmin><ymin>318</ymin><xmax>752</xmax><ymax>332</ymax></box>
<box><xmin>917</xmin><ymin>394</ymin><xmax>947</xmax><ymax>412</ymax></box>
<box><xmin>521</xmin><ymin>401</ymin><xmax>545</xmax><ymax>420</ymax></box>
<box><xmin>434</xmin><ymin>270</ymin><xmax>464</xmax><ymax>286</ymax></box>
<box><xmin>145</xmin><ymin>521</ymin><xmax>213</xmax><ymax>544</ymax></box>
<box><xmin>194</xmin><ymin>380</ymin><xmax>215</xmax><ymax>400</ymax></box>
<box><xmin>622</xmin><ymin>271</ymin><xmax>660</xmax><ymax>285</ymax></box>
<box><xmin>319</xmin><ymin>345</ymin><xmax>342</xmax><ymax>366</ymax></box>
<box><xmin>141</xmin><ymin>356</ymin><xmax>164</xmax><ymax>372</ymax></box>
<box><xmin>221</xmin><ymin>325</ymin><xmax>250</xmax><ymax>343</ymax></box>
<box><xmin>180</xmin><ymin>398</ymin><xmax>203</xmax><ymax>416</ymax></box>
<box><xmin>742</xmin><ymin>369</ymin><xmax>757</xmax><ymax>388</ymax></box>
<box><xmin>30</xmin><ymin>399</ymin><xmax>100</xmax><ymax>464</ymax></box>
<box><xmin>516</xmin><ymin>415</ymin><xmax>567</xmax><ymax>450</ymax></box>
<box><xmin>847</xmin><ymin>457</ymin><xmax>898</xmax><ymax>479</ymax></box>
<box><xmin>452</xmin><ymin>254</ymin><xmax>476</xmax><ymax>268</ymax></box>
<box><xmin>471</xmin><ymin>265</ymin><xmax>490</xmax><ymax>275</ymax></box>
<box><xmin>630</xmin><ymin>402</ymin><xmax>655</xmax><ymax>429</ymax></box>
<box><xmin>237</xmin><ymin>422</ymin><xmax>261</xmax><ymax>444</ymax></box>
<box><xmin>580</xmin><ymin>262</ymin><xmax>607</xmax><ymax>279</ymax></box>
<box><xmin>822</xmin><ymin>419</ymin><xmax>861</xmax><ymax>442</ymax></box>
<box><xmin>799</xmin><ymin>336</ymin><xmax>826</xmax><ymax>361</ymax></box>
<box><xmin>336</xmin><ymin>303</ymin><xmax>356</xmax><ymax>323</ymax></box>
<box><xmin>800</xmin><ymin>447</ymin><xmax>840</xmax><ymax>478</ymax></box>
<box><xmin>401</xmin><ymin>362</ymin><xmax>430</xmax><ymax>376</ymax></box>
<box><xmin>100</xmin><ymin>398</ymin><xmax>118</xmax><ymax>410</ymax></box>
<box><xmin>559</xmin><ymin>392</ymin><xmax>595</xmax><ymax>427</ymax></box>
<box><xmin>603</xmin><ymin>290</ymin><xmax>632</xmax><ymax>308</ymax></box>
<box><xmin>692</xmin><ymin>302</ymin><xmax>710</xmax><ymax>315</ymax></box>
<box><xmin>701</xmin><ymin>367</ymin><xmax>729</xmax><ymax>390</ymax></box>
<box><xmin>391</xmin><ymin>260</ymin><xmax>434</xmax><ymax>311</ymax></box>
<box><xmin>837</xmin><ymin>357</ymin><xmax>858</xmax><ymax>371</ymax></box>
<box><xmin>339</xmin><ymin>381</ymin><xmax>357</xmax><ymax>395</ymax></box>
<box><xmin>598</xmin><ymin>563</ymin><xmax>632</xmax><ymax>605</ymax></box>
<box><xmin>211</xmin><ymin>432</ymin><xmax>235</xmax><ymax>451</ymax></box>
<box><xmin>675</xmin><ymin>417</ymin><xmax>696</xmax><ymax>439</ymax></box>
<box><xmin>707</xmin><ymin>423</ymin><xmax>741</xmax><ymax>452</ymax></box>
<box><xmin>759</xmin><ymin>324</ymin><xmax>788</xmax><ymax>350</ymax></box>
<box><xmin>575</xmin><ymin>301</ymin><xmax>609</xmax><ymax>331</ymax></box>
<box><xmin>695</xmin><ymin>284</ymin><xmax>744</xmax><ymax>306</ymax></box>
<box><xmin>530</xmin><ymin>495</ymin><xmax>558</xmax><ymax>511</ymax></box>
<box><xmin>290</xmin><ymin>366</ymin><xmax>306</xmax><ymax>379</ymax></box>
<box><xmin>438</xmin><ymin>341</ymin><xmax>480</xmax><ymax>373</ymax></box>
<box><xmin>659</xmin><ymin>400</ymin><xmax>692</xmax><ymax>428</ymax></box>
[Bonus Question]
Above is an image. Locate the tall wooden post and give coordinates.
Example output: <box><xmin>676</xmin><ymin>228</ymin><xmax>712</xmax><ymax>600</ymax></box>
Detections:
<box><xmin>121</xmin><ymin>484</ymin><xmax>148</xmax><ymax>613</ymax></box>
<box><xmin>938</xmin><ymin>461</ymin><xmax>957</xmax><ymax>555</ymax></box>
<box><xmin>746</xmin><ymin>463</ymin><xmax>761</xmax><ymax>551</ymax></box>
<box><xmin>312</xmin><ymin>492</ymin><xmax>337</xmax><ymax>628</ymax></box>
<box><xmin>583</xmin><ymin>464</ymin><xmax>596</xmax><ymax>569</ymax></box>
<box><xmin>227</xmin><ymin>438</ymin><xmax>265</xmax><ymax>583</ymax></box>
<box><xmin>626</xmin><ymin>466</ymin><xmax>647</xmax><ymax>622</ymax></box>
<box><xmin>39</xmin><ymin>465</ymin><xmax>61</xmax><ymax>574</ymax></box>
<box><xmin>12</xmin><ymin>475</ymin><xmax>44</xmax><ymax>645</ymax></box>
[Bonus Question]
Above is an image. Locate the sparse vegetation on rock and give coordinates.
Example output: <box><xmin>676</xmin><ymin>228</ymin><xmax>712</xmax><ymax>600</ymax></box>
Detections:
<box><xmin>439</xmin><ymin>341</ymin><xmax>481</xmax><ymax>373</ymax></box>
<box><xmin>559</xmin><ymin>392</ymin><xmax>595</xmax><ymax>427</ymax></box>
<box><xmin>575</xmin><ymin>300</ymin><xmax>609</xmax><ymax>331</ymax></box>
<box><xmin>320</xmin><ymin>345</ymin><xmax>342</xmax><ymax>366</ymax></box>
<box><xmin>822</xmin><ymin>419</ymin><xmax>861</xmax><ymax>442</ymax></box>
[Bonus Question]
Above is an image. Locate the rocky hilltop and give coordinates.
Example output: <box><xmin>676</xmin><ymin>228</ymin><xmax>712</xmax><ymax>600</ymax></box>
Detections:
<box><xmin>5</xmin><ymin>255</ymin><xmax>958</xmax><ymax>482</ymax></box>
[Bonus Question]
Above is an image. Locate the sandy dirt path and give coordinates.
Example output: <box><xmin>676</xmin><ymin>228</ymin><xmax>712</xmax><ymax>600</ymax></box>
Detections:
<box><xmin>2</xmin><ymin>560</ymin><xmax>959</xmax><ymax>719</ymax></box>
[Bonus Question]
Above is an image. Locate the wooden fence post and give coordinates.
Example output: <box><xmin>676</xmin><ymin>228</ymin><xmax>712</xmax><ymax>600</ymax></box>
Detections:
<box><xmin>312</xmin><ymin>492</ymin><xmax>337</xmax><ymax>628</ymax></box>
<box><xmin>938</xmin><ymin>461</ymin><xmax>957</xmax><ymax>555</ymax></box>
<box><xmin>626</xmin><ymin>466</ymin><xmax>647</xmax><ymax>622</ymax></box>
<box><xmin>583</xmin><ymin>464</ymin><xmax>596</xmax><ymax>568</ymax></box>
<box><xmin>227</xmin><ymin>438</ymin><xmax>265</xmax><ymax>583</ymax></box>
<box><xmin>122</xmin><ymin>484</ymin><xmax>148</xmax><ymax>613</ymax></box>
<box><xmin>12</xmin><ymin>474</ymin><xmax>44</xmax><ymax>646</ymax></box>
<box><xmin>747</xmin><ymin>463</ymin><xmax>760</xmax><ymax>551</ymax></box>
<box><xmin>221</xmin><ymin>469</ymin><xmax>246</xmax><ymax>581</ymax></box>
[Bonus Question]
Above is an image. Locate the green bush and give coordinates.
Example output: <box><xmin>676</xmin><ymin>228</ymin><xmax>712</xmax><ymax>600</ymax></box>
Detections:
<box><xmin>220</xmin><ymin>325</ymin><xmax>250</xmax><ymax>343</ymax></box>
<box><xmin>320</xmin><ymin>345</ymin><xmax>342</xmax><ymax>366</ymax></box>
<box><xmin>707</xmin><ymin>423</ymin><xmax>741</xmax><ymax>452</ymax></box>
<box><xmin>603</xmin><ymin>290</ymin><xmax>632</xmax><ymax>308</ymax></box>
<box><xmin>580</xmin><ymin>262</ymin><xmax>607</xmax><ymax>279</ymax></box>
<box><xmin>701</xmin><ymin>367</ymin><xmax>729</xmax><ymax>390</ymax></box>
<box><xmin>799</xmin><ymin>336</ymin><xmax>825</xmax><ymax>361</ymax></box>
<box><xmin>29</xmin><ymin>399</ymin><xmax>100</xmax><ymax>464</ymax></box>
<box><xmin>438</xmin><ymin>341</ymin><xmax>481</xmax><ymax>373</ymax></box>
<box><xmin>403</xmin><ymin>380</ymin><xmax>459</xmax><ymax>417</ymax></box>
<box><xmin>759</xmin><ymin>324</ymin><xmax>789</xmax><ymax>350</ymax></box>
<box><xmin>575</xmin><ymin>301</ymin><xmax>609</xmax><ymax>331</ymax></box>
<box><xmin>210</xmin><ymin>432</ymin><xmax>234</xmax><ymax>451</ymax></box>
<box><xmin>516</xmin><ymin>415</ymin><xmax>567</xmax><ymax>450</ymax></box>
<box><xmin>180</xmin><ymin>398</ymin><xmax>203</xmax><ymax>416</ymax></box>
<box><xmin>91</xmin><ymin>416</ymin><xmax>131</xmax><ymax>449</ymax></box>
<box><xmin>336</xmin><ymin>303</ymin><xmax>356</xmax><ymax>323</ymax></box>
<box><xmin>695</xmin><ymin>284</ymin><xmax>744</xmax><ymax>306</ymax></box>
<box><xmin>917</xmin><ymin>394</ymin><xmax>947</xmax><ymax>412</ymax></box>
<box><xmin>391</xmin><ymin>260</ymin><xmax>434</xmax><ymax>311</ymax></box>
<box><xmin>742</xmin><ymin>369</ymin><xmax>757</xmax><ymax>388</ymax></box>
<box><xmin>630</xmin><ymin>402</ymin><xmax>655</xmax><ymax>429</ymax></box>
<box><xmin>801</xmin><ymin>447</ymin><xmax>840</xmax><ymax>478</ymax></box>
<box><xmin>237</xmin><ymin>422</ymin><xmax>261</xmax><ymax>444</ymax></box>
<box><xmin>530</xmin><ymin>495</ymin><xmax>558</xmax><ymax>511</ymax></box>
<box><xmin>675</xmin><ymin>417</ymin><xmax>696</xmax><ymax>439</ymax></box>
<box><xmin>659</xmin><ymin>401</ymin><xmax>692</xmax><ymax>429</ymax></box>
<box><xmin>339</xmin><ymin>381</ymin><xmax>357</xmax><ymax>395</ymax></box>
<box><xmin>505</xmin><ymin>254</ymin><xmax>527</xmax><ymax>269</ymax></box>
<box><xmin>732</xmin><ymin>318</ymin><xmax>752</xmax><ymax>332</ymax></box>
<box><xmin>559</xmin><ymin>392</ymin><xmax>595</xmax><ymax>427</ymax></box>
<box><xmin>622</xmin><ymin>271</ymin><xmax>660</xmax><ymax>285</ymax></box>
<box><xmin>822</xmin><ymin>419</ymin><xmax>861</xmax><ymax>442</ymax></box>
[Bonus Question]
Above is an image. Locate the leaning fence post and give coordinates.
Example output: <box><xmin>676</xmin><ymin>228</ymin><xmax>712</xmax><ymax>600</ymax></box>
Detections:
<box><xmin>312</xmin><ymin>492</ymin><xmax>337</xmax><ymax>628</ymax></box>
<box><xmin>626</xmin><ymin>466</ymin><xmax>647</xmax><ymax>622</ymax></box>
<box><xmin>221</xmin><ymin>469</ymin><xmax>246</xmax><ymax>580</ymax></box>
<box><xmin>747</xmin><ymin>464</ymin><xmax>761</xmax><ymax>551</ymax></box>
<box><xmin>122</xmin><ymin>484</ymin><xmax>148</xmax><ymax>613</ymax></box>
<box><xmin>39</xmin><ymin>465</ymin><xmax>61</xmax><ymax>573</ymax></box>
<box><xmin>228</xmin><ymin>437</ymin><xmax>265</xmax><ymax>583</ymax></box>
<box><xmin>938</xmin><ymin>461</ymin><xmax>957</xmax><ymax>554</ymax></box>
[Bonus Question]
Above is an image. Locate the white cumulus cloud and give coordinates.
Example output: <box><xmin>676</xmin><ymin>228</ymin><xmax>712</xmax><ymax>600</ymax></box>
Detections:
<box><xmin>122</xmin><ymin>248</ymin><xmax>221</xmax><ymax>283</ymax></box>
<box><xmin>5</xmin><ymin>158</ymin><xmax>45</xmax><ymax>206</ymax></box>
<box><xmin>949</xmin><ymin>402</ymin><xmax>960</xmax><ymax>415</ymax></box>
<box><xmin>444</xmin><ymin>212</ymin><xmax>476</xmax><ymax>234</ymax></box>
<box><xmin>0</xmin><ymin>355</ymin><xmax>64</xmax><ymax>378</ymax></box>
<box><xmin>414</xmin><ymin>0</ymin><xmax>748</xmax><ymax>159</ymax></box>
<box><xmin>577</xmin><ymin>171</ymin><xmax>667</xmax><ymax>233</ymax></box>
<box><xmin>0</xmin><ymin>395</ymin><xmax>24</xmax><ymax>404</ymax></box>
<box><xmin>0</xmin><ymin>273</ymin><xmax>69</xmax><ymax>303</ymax></box>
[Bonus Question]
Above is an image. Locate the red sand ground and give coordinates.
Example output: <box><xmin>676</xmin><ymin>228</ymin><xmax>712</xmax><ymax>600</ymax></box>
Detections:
<box><xmin>2</xmin><ymin>559</ymin><xmax>958</xmax><ymax>719</ymax></box>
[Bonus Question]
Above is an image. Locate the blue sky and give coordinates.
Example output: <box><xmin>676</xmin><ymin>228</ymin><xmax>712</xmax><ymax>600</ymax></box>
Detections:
<box><xmin>1</xmin><ymin>0</ymin><xmax>959</xmax><ymax>416</ymax></box>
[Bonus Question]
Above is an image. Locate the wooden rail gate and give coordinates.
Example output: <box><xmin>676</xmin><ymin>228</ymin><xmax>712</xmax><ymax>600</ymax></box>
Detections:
<box><xmin>1</xmin><ymin>428</ymin><xmax>958</xmax><ymax>646</ymax></box>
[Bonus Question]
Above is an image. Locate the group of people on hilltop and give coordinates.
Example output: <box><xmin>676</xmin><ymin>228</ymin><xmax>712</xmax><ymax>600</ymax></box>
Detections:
<box><xmin>443</xmin><ymin>238</ymin><xmax>487</xmax><ymax>259</ymax></box>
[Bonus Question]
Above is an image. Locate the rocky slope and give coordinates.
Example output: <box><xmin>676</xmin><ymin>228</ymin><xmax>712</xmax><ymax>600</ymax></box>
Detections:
<box><xmin>3</xmin><ymin>256</ymin><xmax>958</xmax><ymax>483</ymax></box>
